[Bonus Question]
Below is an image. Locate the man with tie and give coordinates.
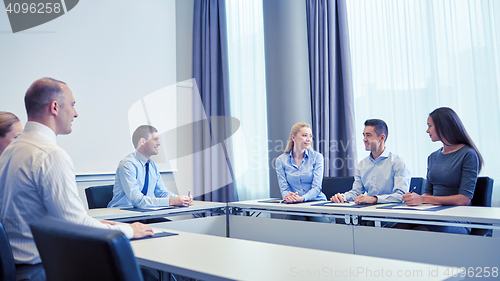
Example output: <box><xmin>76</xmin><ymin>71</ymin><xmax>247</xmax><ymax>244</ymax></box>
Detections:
<box><xmin>108</xmin><ymin>125</ymin><xmax>192</xmax><ymax>208</ymax></box>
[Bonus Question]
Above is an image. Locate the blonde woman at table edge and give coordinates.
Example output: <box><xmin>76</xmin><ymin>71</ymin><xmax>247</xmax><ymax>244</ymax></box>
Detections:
<box><xmin>275</xmin><ymin>122</ymin><xmax>328</xmax><ymax>222</ymax></box>
<box><xmin>0</xmin><ymin>111</ymin><xmax>23</xmax><ymax>156</ymax></box>
<box><xmin>402</xmin><ymin>107</ymin><xmax>483</xmax><ymax>234</ymax></box>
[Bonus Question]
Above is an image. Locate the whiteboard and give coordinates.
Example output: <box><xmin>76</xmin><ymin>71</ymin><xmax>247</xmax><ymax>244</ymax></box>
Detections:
<box><xmin>0</xmin><ymin>0</ymin><xmax>177</xmax><ymax>174</ymax></box>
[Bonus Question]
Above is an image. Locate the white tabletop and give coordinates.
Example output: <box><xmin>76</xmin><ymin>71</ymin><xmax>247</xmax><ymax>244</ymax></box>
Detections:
<box><xmin>87</xmin><ymin>201</ymin><xmax>226</xmax><ymax>221</ymax></box>
<box><xmin>131</xmin><ymin>229</ymin><xmax>462</xmax><ymax>281</ymax></box>
<box><xmin>229</xmin><ymin>199</ymin><xmax>500</xmax><ymax>225</ymax></box>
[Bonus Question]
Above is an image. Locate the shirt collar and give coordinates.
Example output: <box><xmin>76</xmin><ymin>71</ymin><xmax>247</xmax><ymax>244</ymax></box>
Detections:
<box><xmin>24</xmin><ymin>121</ymin><xmax>57</xmax><ymax>144</ymax></box>
<box><xmin>369</xmin><ymin>148</ymin><xmax>390</xmax><ymax>161</ymax></box>
<box><xmin>287</xmin><ymin>148</ymin><xmax>311</xmax><ymax>159</ymax></box>
<box><xmin>134</xmin><ymin>150</ymin><xmax>149</xmax><ymax>165</ymax></box>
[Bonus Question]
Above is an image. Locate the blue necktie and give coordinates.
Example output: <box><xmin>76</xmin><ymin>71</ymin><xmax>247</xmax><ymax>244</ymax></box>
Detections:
<box><xmin>141</xmin><ymin>162</ymin><xmax>149</xmax><ymax>195</ymax></box>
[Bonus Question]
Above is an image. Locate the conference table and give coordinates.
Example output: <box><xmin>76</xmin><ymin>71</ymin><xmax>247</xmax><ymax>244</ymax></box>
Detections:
<box><xmin>87</xmin><ymin>201</ymin><xmax>227</xmax><ymax>236</ymax></box>
<box><xmin>228</xmin><ymin>200</ymin><xmax>500</xmax><ymax>272</ymax></box>
<box><xmin>88</xmin><ymin>200</ymin><xmax>499</xmax><ymax>280</ymax></box>
<box><xmin>131</xmin><ymin>229</ymin><xmax>464</xmax><ymax>281</ymax></box>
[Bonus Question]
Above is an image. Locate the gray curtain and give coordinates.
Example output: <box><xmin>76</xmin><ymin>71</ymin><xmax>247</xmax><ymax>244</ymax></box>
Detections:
<box><xmin>193</xmin><ymin>0</ymin><xmax>237</xmax><ymax>202</ymax></box>
<box><xmin>306</xmin><ymin>0</ymin><xmax>357</xmax><ymax>177</ymax></box>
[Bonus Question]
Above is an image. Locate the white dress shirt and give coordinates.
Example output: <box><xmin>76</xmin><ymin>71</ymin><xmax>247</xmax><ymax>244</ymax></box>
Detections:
<box><xmin>0</xmin><ymin>122</ymin><xmax>133</xmax><ymax>264</ymax></box>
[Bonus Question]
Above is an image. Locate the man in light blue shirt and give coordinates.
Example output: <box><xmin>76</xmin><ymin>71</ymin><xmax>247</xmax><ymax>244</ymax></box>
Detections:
<box><xmin>108</xmin><ymin>125</ymin><xmax>192</xmax><ymax>208</ymax></box>
<box><xmin>331</xmin><ymin>119</ymin><xmax>410</xmax><ymax>204</ymax></box>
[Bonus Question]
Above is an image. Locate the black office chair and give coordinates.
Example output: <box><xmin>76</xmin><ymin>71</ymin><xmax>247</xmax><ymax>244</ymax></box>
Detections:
<box><xmin>409</xmin><ymin>177</ymin><xmax>426</xmax><ymax>195</ymax></box>
<box><xmin>85</xmin><ymin>184</ymin><xmax>114</xmax><ymax>209</ymax></box>
<box><xmin>321</xmin><ymin>176</ymin><xmax>355</xmax><ymax>199</ymax></box>
<box><xmin>470</xmin><ymin>177</ymin><xmax>494</xmax><ymax>236</ymax></box>
<box><xmin>30</xmin><ymin>216</ymin><xmax>144</xmax><ymax>281</ymax></box>
<box><xmin>0</xmin><ymin>220</ymin><xmax>16</xmax><ymax>281</ymax></box>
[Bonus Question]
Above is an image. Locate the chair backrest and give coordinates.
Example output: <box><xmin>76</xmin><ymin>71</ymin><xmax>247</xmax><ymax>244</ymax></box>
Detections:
<box><xmin>471</xmin><ymin>177</ymin><xmax>494</xmax><ymax>207</ymax></box>
<box><xmin>321</xmin><ymin>176</ymin><xmax>355</xmax><ymax>199</ymax></box>
<box><xmin>30</xmin><ymin>217</ymin><xmax>144</xmax><ymax>281</ymax></box>
<box><xmin>0</xmin><ymin>220</ymin><xmax>16</xmax><ymax>281</ymax></box>
<box><xmin>470</xmin><ymin>177</ymin><xmax>494</xmax><ymax>236</ymax></box>
<box><xmin>409</xmin><ymin>177</ymin><xmax>426</xmax><ymax>195</ymax></box>
<box><xmin>85</xmin><ymin>185</ymin><xmax>114</xmax><ymax>209</ymax></box>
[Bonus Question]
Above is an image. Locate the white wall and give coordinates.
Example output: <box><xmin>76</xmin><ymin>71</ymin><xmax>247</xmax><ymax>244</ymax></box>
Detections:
<box><xmin>0</xmin><ymin>0</ymin><xmax>177</xmax><ymax>175</ymax></box>
<box><xmin>0</xmin><ymin>0</ymin><xmax>197</xmax><ymax>208</ymax></box>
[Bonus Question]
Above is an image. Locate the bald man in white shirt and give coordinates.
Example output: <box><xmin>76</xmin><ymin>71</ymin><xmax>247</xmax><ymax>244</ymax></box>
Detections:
<box><xmin>0</xmin><ymin>78</ymin><xmax>153</xmax><ymax>281</ymax></box>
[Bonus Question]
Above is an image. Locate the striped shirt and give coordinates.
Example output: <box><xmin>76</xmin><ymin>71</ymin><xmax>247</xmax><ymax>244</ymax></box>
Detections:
<box><xmin>0</xmin><ymin>121</ymin><xmax>133</xmax><ymax>264</ymax></box>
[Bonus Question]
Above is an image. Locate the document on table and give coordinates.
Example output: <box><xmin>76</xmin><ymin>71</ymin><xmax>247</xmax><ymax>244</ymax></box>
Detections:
<box><xmin>376</xmin><ymin>203</ymin><xmax>454</xmax><ymax>211</ymax></box>
<box><xmin>391</xmin><ymin>204</ymin><xmax>442</xmax><ymax>210</ymax></box>
<box><xmin>121</xmin><ymin>206</ymin><xmax>177</xmax><ymax>212</ymax></box>
<box><xmin>258</xmin><ymin>199</ymin><xmax>326</xmax><ymax>204</ymax></box>
<box><xmin>324</xmin><ymin>202</ymin><xmax>358</xmax><ymax>206</ymax></box>
<box><xmin>311</xmin><ymin>201</ymin><xmax>374</xmax><ymax>208</ymax></box>
<box><xmin>132</xmin><ymin>229</ymin><xmax>178</xmax><ymax>240</ymax></box>
<box><xmin>257</xmin><ymin>198</ymin><xmax>284</xmax><ymax>203</ymax></box>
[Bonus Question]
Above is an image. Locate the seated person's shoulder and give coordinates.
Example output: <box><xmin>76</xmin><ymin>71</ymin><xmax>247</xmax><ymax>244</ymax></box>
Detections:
<box><xmin>309</xmin><ymin>150</ymin><xmax>324</xmax><ymax>160</ymax></box>
<box><xmin>462</xmin><ymin>145</ymin><xmax>477</xmax><ymax>155</ymax></box>
<box><xmin>276</xmin><ymin>153</ymin><xmax>288</xmax><ymax>163</ymax></box>
<box><xmin>387</xmin><ymin>152</ymin><xmax>409</xmax><ymax>171</ymax></box>
<box><xmin>46</xmin><ymin>147</ymin><xmax>72</xmax><ymax>163</ymax></box>
<box><xmin>117</xmin><ymin>155</ymin><xmax>140</xmax><ymax>173</ymax></box>
<box><xmin>385</xmin><ymin>151</ymin><xmax>402</xmax><ymax>161</ymax></box>
<box><xmin>461</xmin><ymin>146</ymin><xmax>479</xmax><ymax>163</ymax></box>
<box><xmin>118</xmin><ymin>157</ymin><xmax>134</xmax><ymax>167</ymax></box>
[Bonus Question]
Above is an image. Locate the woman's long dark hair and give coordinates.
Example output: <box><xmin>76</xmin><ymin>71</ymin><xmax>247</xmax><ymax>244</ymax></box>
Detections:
<box><xmin>429</xmin><ymin>107</ymin><xmax>483</xmax><ymax>172</ymax></box>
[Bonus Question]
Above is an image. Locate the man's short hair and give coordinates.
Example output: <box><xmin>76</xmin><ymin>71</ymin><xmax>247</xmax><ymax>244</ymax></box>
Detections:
<box><xmin>24</xmin><ymin>78</ymin><xmax>67</xmax><ymax>119</ymax></box>
<box><xmin>364</xmin><ymin>119</ymin><xmax>388</xmax><ymax>142</ymax></box>
<box><xmin>132</xmin><ymin>125</ymin><xmax>158</xmax><ymax>149</ymax></box>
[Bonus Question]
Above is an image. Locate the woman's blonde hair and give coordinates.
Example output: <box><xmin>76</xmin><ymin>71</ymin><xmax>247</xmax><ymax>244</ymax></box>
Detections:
<box><xmin>284</xmin><ymin>122</ymin><xmax>312</xmax><ymax>153</ymax></box>
<box><xmin>0</xmin><ymin>112</ymin><xmax>20</xmax><ymax>138</ymax></box>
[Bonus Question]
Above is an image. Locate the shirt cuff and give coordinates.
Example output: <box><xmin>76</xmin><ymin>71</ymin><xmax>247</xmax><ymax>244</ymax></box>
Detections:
<box><xmin>376</xmin><ymin>194</ymin><xmax>402</xmax><ymax>204</ymax></box>
<box><xmin>303</xmin><ymin>192</ymin><xmax>315</xmax><ymax>202</ymax></box>
<box><xmin>117</xmin><ymin>224</ymin><xmax>134</xmax><ymax>239</ymax></box>
<box><xmin>151</xmin><ymin>197</ymin><xmax>171</xmax><ymax>207</ymax></box>
<box><xmin>281</xmin><ymin>191</ymin><xmax>289</xmax><ymax>199</ymax></box>
<box><xmin>342</xmin><ymin>193</ymin><xmax>353</xmax><ymax>202</ymax></box>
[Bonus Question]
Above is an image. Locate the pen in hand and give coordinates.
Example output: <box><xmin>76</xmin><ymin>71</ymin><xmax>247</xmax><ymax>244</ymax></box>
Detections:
<box><xmin>186</xmin><ymin>190</ymin><xmax>193</xmax><ymax>206</ymax></box>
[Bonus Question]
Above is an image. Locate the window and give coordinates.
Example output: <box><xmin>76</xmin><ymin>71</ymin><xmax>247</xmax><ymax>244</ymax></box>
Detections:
<box><xmin>226</xmin><ymin>0</ymin><xmax>269</xmax><ymax>200</ymax></box>
<box><xmin>347</xmin><ymin>0</ymin><xmax>500</xmax><ymax>204</ymax></box>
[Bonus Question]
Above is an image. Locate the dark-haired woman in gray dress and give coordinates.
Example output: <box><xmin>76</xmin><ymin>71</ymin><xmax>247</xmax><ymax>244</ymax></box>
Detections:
<box><xmin>403</xmin><ymin>107</ymin><xmax>483</xmax><ymax>234</ymax></box>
